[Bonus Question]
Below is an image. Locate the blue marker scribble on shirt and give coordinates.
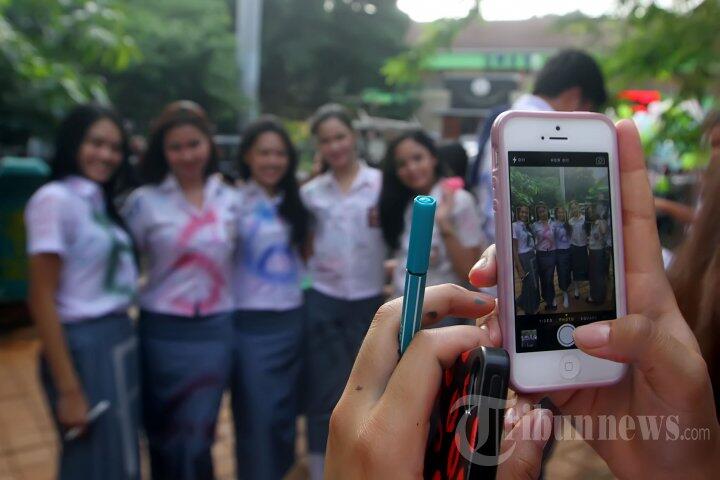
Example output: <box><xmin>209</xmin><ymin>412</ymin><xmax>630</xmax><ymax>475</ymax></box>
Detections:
<box><xmin>242</xmin><ymin>201</ymin><xmax>298</xmax><ymax>284</ymax></box>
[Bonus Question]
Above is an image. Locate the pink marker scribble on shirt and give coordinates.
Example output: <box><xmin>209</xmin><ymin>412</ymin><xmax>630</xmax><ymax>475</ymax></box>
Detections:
<box><xmin>177</xmin><ymin>210</ymin><xmax>218</xmax><ymax>249</ymax></box>
<box><xmin>169</xmin><ymin>210</ymin><xmax>226</xmax><ymax>315</ymax></box>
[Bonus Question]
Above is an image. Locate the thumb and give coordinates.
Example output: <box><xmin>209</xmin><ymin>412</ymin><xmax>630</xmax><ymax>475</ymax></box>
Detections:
<box><xmin>497</xmin><ymin>408</ymin><xmax>552</xmax><ymax>480</ymax></box>
<box><xmin>573</xmin><ymin>315</ymin><xmax>711</xmax><ymax>404</ymax></box>
<box><xmin>469</xmin><ymin>244</ymin><xmax>497</xmax><ymax>288</ymax></box>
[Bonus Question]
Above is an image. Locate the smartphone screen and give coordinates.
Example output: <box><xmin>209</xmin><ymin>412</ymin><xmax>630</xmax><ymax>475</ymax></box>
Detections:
<box><xmin>508</xmin><ymin>151</ymin><xmax>616</xmax><ymax>353</ymax></box>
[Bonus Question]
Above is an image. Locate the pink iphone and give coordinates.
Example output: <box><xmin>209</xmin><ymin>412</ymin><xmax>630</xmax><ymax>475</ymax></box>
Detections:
<box><xmin>490</xmin><ymin>111</ymin><xmax>627</xmax><ymax>392</ymax></box>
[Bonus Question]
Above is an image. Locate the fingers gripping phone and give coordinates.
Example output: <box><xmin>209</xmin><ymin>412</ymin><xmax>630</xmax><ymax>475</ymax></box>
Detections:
<box><xmin>491</xmin><ymin>111</ymin><xmax>627</xmax><ymax>392</ymax></box>
<box><xmin>425</xmin><ymin>347</ymin><xmax>509</xmax><ymax>480</ymax></box>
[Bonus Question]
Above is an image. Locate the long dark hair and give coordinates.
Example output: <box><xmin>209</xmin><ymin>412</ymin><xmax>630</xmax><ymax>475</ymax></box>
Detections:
<box><xmin>534</xmin><ymin>202</ymin><xmax>549</xmax><ymax>223</ymax></box>
<box><xmin>555</xmin><ymin>206</ymin><xmax>572</xmax><ymax>236</ymax></box>
<box><xmin>668</xmin><ymin>153</ymin><xmax>720</xmax><ymax>414</ymax></box>
<box><xmin>141</xmin><ymin>101</ymin><xmax>219</xmax><ymax>184</ymax></box>
<box><xmin>309</xmin><ymin>103</ymin><xmax>355</xmax><ymax>175</ymax></box>
<box><xmin>50</xmin><ymin>103</ymin><xmax>132</xmax><ymax>233</ymax></box>
<box><xmin>379</xmin><ymin>130</ymin><xmax>445</xmax><ymax>250</ymax></box>
<box><xmin>583</xmin><ymin>204</ymin><xmax>596</xmax><ymax>237</ymax></box>
<box><xmin>515</xmin><ymin>204</ymin><xmax>534</xmax><ymax>248</ymax></box>
<box><xmin>238</xmin><ymin>117</ymin><xmax>310</xmax><ymax>248</ymax></box>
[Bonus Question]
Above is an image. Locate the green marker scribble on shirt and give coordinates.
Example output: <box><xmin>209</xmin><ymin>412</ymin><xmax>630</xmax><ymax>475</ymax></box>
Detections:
<box><xmin>92</xmin><ymin>211</ymin><xmax>135</xmax><ymax>298</ymax></box>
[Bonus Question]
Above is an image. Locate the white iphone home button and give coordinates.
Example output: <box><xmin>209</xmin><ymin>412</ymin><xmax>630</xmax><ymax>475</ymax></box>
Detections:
<box><xmin>557</xmin><ymin>323</ymin><xmax>575</xmax><ymax>347</ymax></box>
<box><xmin>560</xmin><ymin>354</ymin><xmax>581</xmax><ymax>379</ymax></box>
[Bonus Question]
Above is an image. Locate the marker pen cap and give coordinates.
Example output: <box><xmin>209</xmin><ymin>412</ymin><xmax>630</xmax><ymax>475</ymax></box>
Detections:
<box><xmin>406</xmin><ymin>195</ymin><xmax>437</xmax><ymax>274</ymax></box>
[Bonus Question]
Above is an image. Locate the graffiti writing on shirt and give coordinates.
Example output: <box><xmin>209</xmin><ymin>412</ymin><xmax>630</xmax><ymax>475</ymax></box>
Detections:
<box><xmin>169</xmin><ymin>210</ymin><xmax>226</xmax><ymax>314</ymax></box>
<box><xmin>553</xmin><ymin>222</ymin><xmax>571</xmax><ymax>245</ymax></box>
<box><xmin>243</xmin><ymin>201</ymin><xmax>298</xmax><ymax>283</ymax></box>
<box><xmin>532</xmin><ymin>222</ymin><xmax>555</xmax><ymax>250</ymax></box>
<box><xmin>91</xmin><ymin>211</ymin><xmax>135</xmax><ymax>297</ymax></box>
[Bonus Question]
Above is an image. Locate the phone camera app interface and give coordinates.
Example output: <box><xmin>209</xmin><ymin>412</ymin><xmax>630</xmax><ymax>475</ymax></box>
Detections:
<box><xmin>509</xmin><ymin>151</ymin><xmax>616</xmax><ymax>353</ymax></box>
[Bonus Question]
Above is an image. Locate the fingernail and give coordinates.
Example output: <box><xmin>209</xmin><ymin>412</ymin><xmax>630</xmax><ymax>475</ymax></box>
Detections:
<box><xmin>531</xmin><ymin>410</ymin><xmax>552</xmax><ymax>445</ymax></box>
<box><xmin>504</xmin><ymin>407</ymin><xmax>517</xmax><ymax>429</ymax></box>
<box><xmin>475</xmin><ymin>255</ymin><xmax>488</xmax><ymax>270</ymax></box>
<box><xmin>573</xmin><ymin>323</ymin><xmax>610</xmax><ymax>348</ymax></box>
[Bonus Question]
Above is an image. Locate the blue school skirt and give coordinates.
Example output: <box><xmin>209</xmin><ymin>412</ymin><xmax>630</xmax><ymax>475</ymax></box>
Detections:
<box><xmin>232</xmin><ymin>306</ymin><xmax>304</xmax><ymax>480</ymax></box>
<box><xmin>303</xmin><ymin>289</ymin><xmax>384</xmax><ymax>454</ymax></box>
<box><xmin>41</xmin><ymin>313</ymin><xmax>140</xmax><ymax>480</ymax></box>
<box><xmin>138</xmin><ymin>310</ymin><xmax>233</xmax><ymax>480</ymax></box>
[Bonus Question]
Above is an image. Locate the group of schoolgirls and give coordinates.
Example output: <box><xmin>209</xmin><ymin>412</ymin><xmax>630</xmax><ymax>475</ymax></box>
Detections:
<box><xmin>511</xmin><ymin>199</ymin><xmax>612</xmax><ymax>315</ymax></box>
<box><xmin>25</xmin><ymin>101</ymin><xmax>484</xmax><ymax>480</ymax></box>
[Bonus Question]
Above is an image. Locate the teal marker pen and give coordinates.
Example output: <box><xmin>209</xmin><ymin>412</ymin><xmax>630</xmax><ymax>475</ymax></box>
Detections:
<box><xmin>398</xmin><ymin>195</ymin><xmax>437</xmax><ymax>355</ymax></box>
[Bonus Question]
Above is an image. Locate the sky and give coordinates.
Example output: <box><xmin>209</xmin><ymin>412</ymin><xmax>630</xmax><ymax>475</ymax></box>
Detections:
<box><xmin>396</xmin><ymin>0</ymin><xmax>686</xmax><ymax>22</ymax></box>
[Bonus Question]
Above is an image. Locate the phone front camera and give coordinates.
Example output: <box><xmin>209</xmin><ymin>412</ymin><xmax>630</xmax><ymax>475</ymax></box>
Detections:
<box><xmin>555</xmin><ymin>125</ymin><xmax>561</xmax><ymax>131</ymax></box>
<box><xmin>541</xmin><ymin>136</ymin><xmax>545</xmax><ymax>140</ymax></box>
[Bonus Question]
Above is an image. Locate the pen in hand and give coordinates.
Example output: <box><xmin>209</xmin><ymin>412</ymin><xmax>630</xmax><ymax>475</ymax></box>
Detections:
<box><xmin>398</xmin><ymin>195</ymin><xmax>437</xmax><ymax>356</ymax></box>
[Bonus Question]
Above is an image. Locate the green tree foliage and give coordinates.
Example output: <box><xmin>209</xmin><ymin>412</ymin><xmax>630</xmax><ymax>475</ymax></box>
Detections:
<box><xmin>259</xmin><ymin>0</ymin><xmax>410</xmax><ymax>119</ymax></box>
<box><xmin>604</xmin><ymin>1</ymin><xmax>718</xmax><ymax>167</ymax></box>
<box><xmin>564</xmin><ymin>168</ymin><xmax>605</xmax><ymax>204</ymax></box>
<box><xmin>510</xmin><ymin>169</ymin><xmax>560</xmax><ymax>211</ymax></box>
<box><xmin>0</xmin><ymin>0</ymin><xmax>138</xmax><ymax>144</ymax></box>
<box><xmin>511</xmin><ymin>167</ymin><xmax>608</xmax><ymax>215</ymax></box>
<box><xmin>605</xmin><ymin>0</ymin><xmax>720</xmax><ymax>102</ymax></box>
<box><xmin>105</xmin><ymin>0</ymin><xmax>241</xmax><ymax>132</ymax></box>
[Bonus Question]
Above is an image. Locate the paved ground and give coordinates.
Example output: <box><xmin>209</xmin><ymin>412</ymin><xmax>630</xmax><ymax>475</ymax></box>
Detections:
<box><xmin>0</xmin><ymin>327</ymin><xmax>613</xmax><ymax>479</ymax></box>
<box><xmin>513</xmin><ymin>262</ymin><xmax>616</xmax><ymax>315</ymax></box>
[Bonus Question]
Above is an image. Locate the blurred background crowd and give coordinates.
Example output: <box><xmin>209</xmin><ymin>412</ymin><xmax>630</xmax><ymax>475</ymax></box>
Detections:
<box><xmin>0</xmin><ymin>1</ymin><xmax>719</xmax><ymax>480</ymax></box>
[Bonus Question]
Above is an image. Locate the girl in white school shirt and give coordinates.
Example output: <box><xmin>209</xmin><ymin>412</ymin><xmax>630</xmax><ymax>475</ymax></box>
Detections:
<box><xmin>231</xmin><ymin>117</ymin><xmax>310</xmax><ymax>480</ymax></box>
<box><xmin>122</xmin><ymin>102</ymin><xmax>237</xmax><ymax>480</ymax></box>
<box><xmin>585</xmin><ymin>203</ymin><xmax>609</xmax><ymax>304</ymax></box>
<box><xmin>512</xmin><ymin>204</ymin><xmax>540</xmax><ymax>314</ymax></box>
<box><xmin>300</xmin><ymin>104</ymin><xmax>385</xmax><ymax>479</ymax></box>
<box><xmin>552</xmin><ymin>205</ymin><xmax>573</xmax><ymax>309</ymax></box>
<box><xmin>532</xmin><ymin>203</ymin><xmax>558</xmax><ymax>311</ymax></box>
<box><xmin>379</xmin><ymin>130</ymin><xmax>483</xmax><ymax>305</ymax></box>
<box><xmin>25</xmin><ymin>104</ymin><xmax>140</xmax><ymax>480</ymax></box>
<box><xmin>568</xmin><ymin>199</ymin><xmax>589</xmax><ymax>299</ymax></box>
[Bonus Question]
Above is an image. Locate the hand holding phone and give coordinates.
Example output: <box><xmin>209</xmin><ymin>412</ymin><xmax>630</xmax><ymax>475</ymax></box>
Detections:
<box><xmin>325</xmin><ymin>284</ymin><xmax>553</xmax><ymax>480</ymax></box>
<box><xmin>435</xmin><ymin>178</ymin><xmax>465</xmax><ymax>236</ymax></box>
<box><xmin>425</xmin><ymin>347</ymin><xmax>510</xmax><ymax>480</ymax></box>
<box><xmin>470</xmin><ymin>120</ymin><xmax>720</xmax><ymax>479</ymax></box>
<box><xmin>442</xmin><ymin>176</ymin><xmax>465</xmax><ymax>192</ymax></box>
<box><xmin>491</xmin><ymin>111</ymin><xmax>627</xmax><ymax>391</ymax></box>
<box><xmin>64</xmin><ymin>400</ymin><xmax>110</xmax><ymax>441</ymax></box>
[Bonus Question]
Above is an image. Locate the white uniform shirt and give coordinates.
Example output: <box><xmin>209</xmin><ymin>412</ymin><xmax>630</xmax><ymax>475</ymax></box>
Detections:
<box><xmin>392</xmin><ymin>183</ymin><xmax>483</xmax><ymax>296</ymax></box>
<box><xmin>25</xmin><ymin>176</ymin><xmax>137</xmax><ymax>323</ymax></box>
<box><xmin>301</xmin><ymin>163</ymin><xmax>385</xmax><ymax>300</ymax></box>
<box><xmin>122</xmin><ymin>174</ymin><xmax>238</xmax><ymax>316</ymax></box>
<box><xmin>234</xmin><ymin>181</ymin><xmax>304</xmax><ymax>311</ymax></box>
<box><xmin>569</xmin><ymin>215</ymin><xmax>587</xmax><ymax>246</ymax></box>
<box><xmin>552</xmin><ymin>221</ymin><xmax>572</xmax><ymax>250</ymax></box>
<box><xmin>588</xmin><ymin>220</ymin><xmax>608</xmax><ymax>250</ymax></box>
<box><xmin>531</xmin><ymin>220</ymin><xmax>555</xmax><ymax>252</ymax></box>
<box><xmin>512</xmin><ymin>221</ymin><xmax>535</xmax><ymax>254</ymax></box>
